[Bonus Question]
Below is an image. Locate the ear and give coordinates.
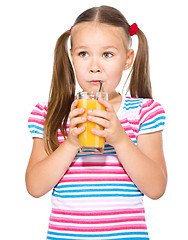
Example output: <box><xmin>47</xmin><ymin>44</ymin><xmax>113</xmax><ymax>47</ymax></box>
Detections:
<box><xmin>124</xmin><ymin>49</ymin><xmax>134</xmax><ymax>70</ymax></box>
<box><xmin>70</xmin><ymin>49</ymin><xmax>74</xmax><ymax>65</ymax></box>
<box><xmin>70</xmin><ymin>49</ymin><xmax>73</xmax><ymax>58</ymax></box>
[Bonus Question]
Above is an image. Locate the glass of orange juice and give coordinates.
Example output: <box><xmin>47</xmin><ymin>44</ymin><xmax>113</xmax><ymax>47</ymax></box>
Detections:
<box><xmin>77</xmin><ymin>92</ymin><xmax>108</xmax><ymax>154</ymax></box>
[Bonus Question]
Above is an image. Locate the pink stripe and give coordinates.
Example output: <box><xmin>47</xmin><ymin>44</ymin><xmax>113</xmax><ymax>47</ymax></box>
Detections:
<box><xmin>50</xmin><ymin>216</ymin><xmax>145</xmax><ymax>224</ymax></box>
<box><xmin>65</xmin><ymin>169</ymin><xmax>126</xmax><ymax>175</ymax></box>
<box><xmin>127</xmin><ymin>133</ymin><xmax>136</xmax><ymax>139</ymax></box>
<box><xmin>140</xmin><ymin>101</ymin><xmax>162</xmax><ymax>121</ymax></box>
<box><xmin>58</xmin><ymin>131</ymin><xmax>68</xmax><ymax>137</ymax></box>
<box><xmin>30</xmin><ymin>110</ymin><xmax>44</xmax><ymax>117</ymax></box>
<box><xmin>28</xmin><ymin>117</ymin><xmax>45</xmax><ymax>125</ymax></box>
<box><xmin>58</xmin><ymin>139</ymin><xmax>65</xmax><ymax>144</ymax></box>
<box><xmin>142</xmin><ymin>99</ymin><xmax>154</xmax><ymax>108</ymax></box>
<box><xmin>70</xmin><ymin>162</ymin><xmax>123</xmax><ymax>167</ymax></box>
<box><xmin>59</xmin><ymin>176</ymin><xmax>132</xmax><ymax>183</ymax></box>
<box><xmin>120</xmin><ymin>119</ymin><xmax>139</xmax><ymax>125</ymax></box>
<box><xmin>123</xmin><ymin>125</ymin><xmax>138</xmax><ymax>133</ymax></box>
<box><xmin>140</xmin><ymin>100</ymin><xmax>155</xmax><ymax>117</ymax></box>
<box><xmin>49</xmin><ymin>223</ymin><xmax>147</xmax><ymax>232</ymax></box>
<box><xmin>36</xmin><ymin>103</ymin><xmax>45</xmax><ymax>111</ymax></box>
<box><xmin>34</xmin><ymin>103</ymin><xmax>48</xmax><ymax>112</ymax></box>
<box><xmin>52</xmin><ymin>208</ymin><xmax>145</xmax><ymax>216</ymax></box>
<box><xmin>145</xmin><ymin>108</ymin><xmax>165</xmax><ymax>121</ymax></box>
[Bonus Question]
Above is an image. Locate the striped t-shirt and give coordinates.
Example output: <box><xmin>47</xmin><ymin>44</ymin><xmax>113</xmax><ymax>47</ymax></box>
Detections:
<box><xmin>28</xmin><ymin>95</ymin><xmax>165</xmax><ymax>240</ymax></box>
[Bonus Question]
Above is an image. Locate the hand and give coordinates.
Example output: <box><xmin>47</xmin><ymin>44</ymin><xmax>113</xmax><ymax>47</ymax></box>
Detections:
<box><xmin>87</xmin><ymin>97</ymin><xmax>126</xmax><ymax>148</ymax></box>
<box><xmin>66</xmin><ymin>99</ymin><xmax>87</xmax><ymax>148</ymax></box>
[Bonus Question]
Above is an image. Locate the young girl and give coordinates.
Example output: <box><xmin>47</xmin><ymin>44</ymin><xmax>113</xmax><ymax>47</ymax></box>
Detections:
<box><xmin>26</xmin><ymin>5</ymin><xmax>167</xmax><ymax>240</ymax></box>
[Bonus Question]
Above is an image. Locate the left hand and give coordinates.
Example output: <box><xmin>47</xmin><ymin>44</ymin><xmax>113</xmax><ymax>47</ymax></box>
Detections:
<box><xmin>87</xmin><ymin>97</ymin><xmax>126</xmax><ymax>147</ymax></box>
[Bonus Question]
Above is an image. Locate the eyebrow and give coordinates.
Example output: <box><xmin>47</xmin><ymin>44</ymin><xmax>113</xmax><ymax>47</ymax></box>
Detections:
<box><xmin>73</xmin><ymin>45</ymin><xmax>118</xmax><ymax>51</ymax></box>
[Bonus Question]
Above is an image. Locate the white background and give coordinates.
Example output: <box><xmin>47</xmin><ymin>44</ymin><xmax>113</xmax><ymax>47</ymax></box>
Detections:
<box><xmin>0</xmin><ymin>0</ymin><xmax>187</xmax><ymax>239</ymax></box>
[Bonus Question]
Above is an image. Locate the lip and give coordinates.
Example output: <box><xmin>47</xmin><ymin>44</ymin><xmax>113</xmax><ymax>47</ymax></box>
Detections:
<box><xmin>89</xmin><ymin>80</ymin><xmax>103</xmax><ymax>85</ymax></box>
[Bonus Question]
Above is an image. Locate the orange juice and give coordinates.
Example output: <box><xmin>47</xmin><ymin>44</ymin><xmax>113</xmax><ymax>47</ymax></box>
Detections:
<box><xmin>77</xmin><ymin>92</ymin><xmax>108</xmax><ymax>153</ymax></box>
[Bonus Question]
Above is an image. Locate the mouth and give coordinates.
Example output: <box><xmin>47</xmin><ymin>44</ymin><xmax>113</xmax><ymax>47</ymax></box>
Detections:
<box><xmin>89</xmin><ymin>80</ymin><xmax>103</xmax><ymax>85</ymax></box>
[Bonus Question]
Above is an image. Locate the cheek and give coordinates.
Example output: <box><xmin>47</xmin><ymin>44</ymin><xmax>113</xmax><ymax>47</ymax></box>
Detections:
<box><xmin>73</xmin><ymin>62</ymin><xmax>86</xmax><ymax>79</ymax></box>
<box><xmin>107</xmin><ymin>65</ymin><xmax>124</xmax><ymax>82</ymax></box>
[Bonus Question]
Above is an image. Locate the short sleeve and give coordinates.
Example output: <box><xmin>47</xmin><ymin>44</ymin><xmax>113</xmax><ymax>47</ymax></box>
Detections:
<box><xmin>138</xmin><ymin>99</ymin><xmax>166</xmax><ymax>135</ymax></box>
<box><xmin>28</xmin><ymin>102</ymin><xmax>47</xmax><ymax>138</ymax></box>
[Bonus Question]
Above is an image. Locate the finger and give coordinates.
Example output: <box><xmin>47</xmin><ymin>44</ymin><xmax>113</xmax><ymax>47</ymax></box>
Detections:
<box><xmin>98</xmin><ymin>97</ymin><xmax>114</xmax><ymax>112</ymax></box>
<box><xmin>87</xmin><ymin>109</ymin><xmax>110</xmax><ymax>120</ymax></box>
<box><xmin>70</xmin><ymin>116</ymin><xmax>87</xmax><ymax>128</ymax></box>
<box><xmin>69</xmin><ymin>126</ymin><xmax>85</xmax><ymax>137</ymax></box>
<box><xmin>69</xmin><ymin>107</ymin><xmax>85</xmax><ymax>120</ymax></box>
<box><xmin>70</xmin><ymin>99</ymin><xmax>78</xmax><ymax>112</ymax></box>
<box><xmin>90</xmin><ymin>128</ymin><xmax>107</xmax><ymax>138</ymax></box>
<box><xmin>87</xmin><ymin>115</ymin><xmax>109</xmax><ymax>128</ymax></box>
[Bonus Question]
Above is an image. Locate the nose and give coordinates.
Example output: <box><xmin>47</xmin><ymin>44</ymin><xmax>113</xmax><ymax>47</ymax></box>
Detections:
<box><xmin>90</xmin><ymin>67</ymin><xmax>100</xmax><ymax>73</ymax></box>
<box><xmin>89</xmin><ymin>58</ymin><xmax>101</xmax><ymax>73</ymax></box>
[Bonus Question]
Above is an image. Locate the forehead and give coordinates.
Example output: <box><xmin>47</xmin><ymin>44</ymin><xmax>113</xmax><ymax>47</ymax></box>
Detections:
<box><xmin>71</xmin><ymin>22</ymin><xmax>128</xmax><ymax>49</ymax></box>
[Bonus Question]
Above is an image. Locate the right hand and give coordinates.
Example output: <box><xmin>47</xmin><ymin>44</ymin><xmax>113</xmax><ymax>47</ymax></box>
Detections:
<box><xmin>66</xmin><ymin>99</ymin><xmax>86</xmax><ymax>148</ymax></box>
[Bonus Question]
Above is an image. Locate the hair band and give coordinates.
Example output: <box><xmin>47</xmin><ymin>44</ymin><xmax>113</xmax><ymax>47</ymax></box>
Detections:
<box><xmin>130</xmin><ymin>23</ymin><xmax>139</xmax><ymax>36</ymax></box>
<box><xmin>69</xmin><ymin>26</ymin><xmax>73</xmax><ymax>33</ymax></box>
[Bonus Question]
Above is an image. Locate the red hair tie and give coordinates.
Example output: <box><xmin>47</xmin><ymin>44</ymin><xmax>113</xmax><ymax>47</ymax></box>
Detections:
<box><xmin>69</xmin><ymin>26</ymin><xmax>73</xmax><ymax>33</ymax></box>
<box><xmin>130</xmin><ymin>23</ymin><xmax>139</xmax><ymax>36</ymax></box>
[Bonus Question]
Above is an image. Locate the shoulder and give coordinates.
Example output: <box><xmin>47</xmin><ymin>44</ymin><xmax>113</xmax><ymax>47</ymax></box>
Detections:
<box><xmin>120</xmin><ymin>96</ymin><xmax>166</xmax><ymax>134</ymax></box>
<box><xmin>28</xmin><ymin>102</ymin><xmax>48</xmax><ymax>138</ymax></box>
<box><xmin>138</xmin><ymin>98</ymin><xmax>166</xmax><ymax>134</ymax></box>
<box><xmin>139</xmin><ymin>98</ymin><xmax>165</xmax><ymax>123</ymax></box>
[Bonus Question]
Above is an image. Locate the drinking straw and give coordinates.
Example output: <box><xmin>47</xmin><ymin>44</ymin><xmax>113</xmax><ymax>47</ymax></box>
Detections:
<box><xmin>97</xmin><ymin>81</ymin><xmax>103</xmax><ymax>100</ymax></box>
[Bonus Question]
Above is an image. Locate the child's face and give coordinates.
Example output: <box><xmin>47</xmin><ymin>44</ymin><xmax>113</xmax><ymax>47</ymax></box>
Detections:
<box><xmin>71</xmin><ymin>22</ymin><xmax>133</xmax><ymax>95</ymax></box>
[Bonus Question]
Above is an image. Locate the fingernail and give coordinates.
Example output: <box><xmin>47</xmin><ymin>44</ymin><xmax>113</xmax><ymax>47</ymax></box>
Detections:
<box><xmin>87</xmin><ymin>110</ymin><xmax>92</xmax><ymax>114</ymax></box>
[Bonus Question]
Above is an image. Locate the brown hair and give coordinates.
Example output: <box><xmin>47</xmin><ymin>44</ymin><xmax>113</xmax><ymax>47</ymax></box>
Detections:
<box><xmin>44</xmin><ymin>5</ymin><xmax>152</xmax><ymax>154</ymax></box>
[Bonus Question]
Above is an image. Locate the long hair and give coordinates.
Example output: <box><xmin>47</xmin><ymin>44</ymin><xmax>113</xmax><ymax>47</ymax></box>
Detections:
<box><xmin>44</xmin><ymin>5</ymin><xmax>152</xmax><ymax>154</ymax></box>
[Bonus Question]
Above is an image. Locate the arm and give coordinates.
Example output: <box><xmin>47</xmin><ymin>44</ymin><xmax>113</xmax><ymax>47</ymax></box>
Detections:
<box><xmin>25</xmin><ymin>138</ymin><xmax>79</xmax><ymax>198</ymax></box>
<box><xmin>26</xmin><ymin>100</ymin><xmax>86</xmax><ymax>198</ymax></box>
<box><xmin>88</xmin><ymin>97</ymin><xmax>167</xmax><ymax>200</ymax></box>
<box><xmin>114</xmin><ymin>131</ymin><xmax>167</xmax><ymax>199</ymax></box>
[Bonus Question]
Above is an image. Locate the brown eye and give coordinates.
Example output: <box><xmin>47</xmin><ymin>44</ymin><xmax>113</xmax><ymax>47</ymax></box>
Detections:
<box><xmin>79</xmin><ymin>52</ymin><xmax>88</xmax><ymax>57</ymax></box>
<box><xmin>103</xmin><ymin>52</ymin><xmax>113</xmax><ymax>58</ymax></box>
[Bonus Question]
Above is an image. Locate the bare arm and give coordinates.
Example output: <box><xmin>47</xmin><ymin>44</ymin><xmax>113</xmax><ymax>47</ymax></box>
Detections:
<box><xmin>114</xmin><ymin>131</ymin><xmax>167</xmax><ymax>199</ymax></box>
<box><xmin>25</xmin><ymin>138</ymin><xmax>79</xmax><ymax>198</ymax></box>
<box><xmin>25</xmin><ymin>100</ymin><xmax>86</xmax><ymax>198</ymax></box>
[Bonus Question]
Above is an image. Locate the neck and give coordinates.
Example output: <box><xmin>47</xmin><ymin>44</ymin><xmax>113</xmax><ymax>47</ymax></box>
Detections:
<box><xmin>108</xmin><ymin>91</ymin><xmax>121</xmax><ymax>101</ymax></box>
<box><xmin>108</xmin><ymin>91</ymin><xmax>122</xmax><ymax>113</ymax></box>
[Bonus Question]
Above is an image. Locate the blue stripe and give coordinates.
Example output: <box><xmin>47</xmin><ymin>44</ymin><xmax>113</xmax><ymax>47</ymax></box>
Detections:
<box><xmin>123</xmin><ymin>99</ymin><xmax>143</xmax><ymax>110</ymax></box>
<box><xmin>139</xmin><ymin>116</ymin><xmax>165</xmax><ymax>132</ymax></box>
<box><xmin>47</xmin><ymin>231</ymin><xmax>149</xmax><ymax>238</ymax></box>
<box><xmin>28</xmin><ymin>124</ymin><xmax>43</xmax><ymax>131</ymax></box>
<box><xmin>124</xmin><ymin>99</ymin><xmax>143</xmax><ymax>104</ymax></box>
<box><xmin>55</xmin><ymin>183</ymin><xmax>137</xmax><ymax>189</ymax></box>
<box><xmin>29</xmin><ymin>130</ymin><xmax>43</xmax><ymax>135</ymax></box>
<box><xmin>52</xmin><ymin>193</ymin><xmax>143</xmax><ymax>198</ymax></box>
<box><xmin>54</xmin><ymin>188</ymin><xmax>141</xmax><ymax>194</ymax></box>
<box><xmin>123</xmin><ymin>105</ymin><xmax>142</xmax><ymax>110</ymax></box>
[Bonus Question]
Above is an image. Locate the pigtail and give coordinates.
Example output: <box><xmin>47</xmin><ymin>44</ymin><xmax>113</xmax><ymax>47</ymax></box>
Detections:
<box><xmin>44</xmin><ymin>31</ymin><xmax>75</xmax><ymax>154</ymax></box>
<box><xmin>129</xmin><ymin>29</ymin><xmax>152</xmax><ymax>99</ymax></box>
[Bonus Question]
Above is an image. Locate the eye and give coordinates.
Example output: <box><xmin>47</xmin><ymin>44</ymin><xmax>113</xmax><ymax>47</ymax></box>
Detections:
<box><xmin>79</xmin><ymin>52</ymin><xmax>88</xmax><ymax>58</ymax></box>
<box><xmin>103</xmin><ymin>52</ymin><xmax>113</xmax><ymax>58</ymax></box>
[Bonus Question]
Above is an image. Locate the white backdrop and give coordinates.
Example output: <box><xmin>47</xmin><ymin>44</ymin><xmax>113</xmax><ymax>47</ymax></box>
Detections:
<box><xmin>0</xmin><ymin>0</ymin><xmax>187</xmax><ymax>239</ymax></box>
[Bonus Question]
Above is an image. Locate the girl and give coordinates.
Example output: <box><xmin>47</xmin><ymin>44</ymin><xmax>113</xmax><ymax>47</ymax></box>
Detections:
<box><xmin>26</xmin><ymin>5</ymin><xmax>167</xmax><ymax>240</ymax></box>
